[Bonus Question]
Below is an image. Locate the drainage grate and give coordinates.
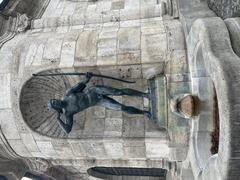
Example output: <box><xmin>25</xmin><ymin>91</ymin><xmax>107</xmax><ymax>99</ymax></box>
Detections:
<box><xmin>90</xmin><ymin>167</ymin><xmax>167</xmax><ymax>177</ymax></box>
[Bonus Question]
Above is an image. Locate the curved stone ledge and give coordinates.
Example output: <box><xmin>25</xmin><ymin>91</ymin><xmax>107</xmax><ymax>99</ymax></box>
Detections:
<box><xmin>187</xmin><ymin>17</ymin><xmax>240</xmax><ymax>180</ymax></box>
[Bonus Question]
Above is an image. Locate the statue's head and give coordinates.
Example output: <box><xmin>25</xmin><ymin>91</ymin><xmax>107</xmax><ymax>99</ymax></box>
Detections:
<box><xmin>48</xmin><ymin>99</ymin><xmax>64</xmax><ymax>113</ymax></box>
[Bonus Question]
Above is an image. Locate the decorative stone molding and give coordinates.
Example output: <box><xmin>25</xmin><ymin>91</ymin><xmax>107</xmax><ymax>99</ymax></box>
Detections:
<box><xmin>16</xmin><ymin>13</ymin><xmax>30</xmax><ymax>32</ymax></box>
<box><xmin>0</xmin><ymin>13</ymin><xmax>30</xmax><ymax>48</ymax></box>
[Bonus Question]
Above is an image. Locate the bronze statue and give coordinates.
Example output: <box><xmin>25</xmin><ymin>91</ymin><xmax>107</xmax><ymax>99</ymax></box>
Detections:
<box><xmin>36</xmin><ymin>72</ymin><xmax>151</xmax><ymax>133</ymax></box>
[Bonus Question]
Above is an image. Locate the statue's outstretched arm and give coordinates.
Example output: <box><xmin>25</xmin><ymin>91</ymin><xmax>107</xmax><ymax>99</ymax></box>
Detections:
<box><xmin>57</xmin><ymin>113</ymin><xmax>73</xmax><ymax>134</ymax></box>
<box><xmin>65</xmin><ymin>72</ymin><xmax>93</xmax><ymax>96</ymax></box>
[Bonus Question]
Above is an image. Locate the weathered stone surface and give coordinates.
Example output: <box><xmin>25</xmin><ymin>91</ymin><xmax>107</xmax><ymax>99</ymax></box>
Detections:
<box><xmin>120</xmin><ymin>9</ymin><xmax>140</xmax><ymax>21</ymax></box>
<box><xmin>20</xmin><ymin>133</ymin><xmax>40</xmax><ymax>153</ymax></box>
<box><xmin>118</xmin><ymin>65</ymin><xmax>142</xmax><ymax>79</ymax></box>
<box><xmin>97</xmin><ymin>38</ymin><xmax>117</xmax><ymax>57</ymax></box>
<box><xmin>75</xmin><ymin>31</ymin><xmax>98</xmax><ymax>66</ymax></box>
<box><xmin>123</xmin><ymin>139</ymin><xmax>146</xmax><ymax>158</ymax></box>
<box><xmin>68</xmin><ymin>141</ymin><xmax>87</xmax><ymax>157</ymax></box>
<box><xmin>104</xmin><ymin>117</ymin><xmax>123</xmax><ymax>136</ymax></box>
<box><xmin>51</xmin><ymin>140</ymin><xmax>74</xmax><ymax>158</ymax></box>
<box><xmin>140</xmin><ymin>5</ymin><xmax>161</xmax><ymax>19</ymax></box>
<box><xmin>111</xmin><ymin>1</ymin><xmax>125</xmax><ymax>10</ymax></box>
<box><xmin>0</xmin><ymin>110</ymin><xmax>20</xmax><ymax>140</ymax></box>
<box><xmin>99</xmin><ymin>29</ymin><xmax>118</xmax><ymax>39</ymax></box>
<box><xmin>120</xmin><ymin>19</ymin><xmax>140</xmax><ymax>28</ymax></box>
<box><xmin>0</xmin><ymin>74</ymin><xmax>11</xmax><ymax>109</ymax></box>
<box><xmin>166</xmin><ymin>50</ymin><xmax>188</xmax><ymax>74</ymax></box>
<box><xmin>117</xmin><ymin>51</ymin><xmax>141</xmax><ymax>65</ymax></box>
<box><xmin>36</xmin><ymin>141</ymin><xmax>57</xmax><ymax>157</ymax></box>
<box><xmin>81</xmin><ymin>141</ymin><xmax>106</xmax><ymax>157</ymax></box>
<box><xmin>8</xmin><ymin>139</ymin><xmax>31</xmax><ymax>157</ymax></box>
<box><xmin>142</xmin><ymin>63</ymin><xmax>165</xmax><ymax>79</ymax></box>
<box><xmin>145</xmin><ymin>120</ymin><xmax>167</xmax><ymax>138</ymax></box>
<box><xmin>25</xmin><ymin>44</ymin><xmax>38</xmax><ymax>66</ymax></box>
<box><xmin>122</xmin><ymin>116</ymin><xmax>145</xmax><ymax>138</ymax></box>
<box><xmin>62</xmin><ymin>3</ymin><xmax>75</xmax><ymax>16</ymax></box>
<box><xmin>164</xmin><ymin>20</ymin><xmax>186</xmax><ymax>51</ymax></box>
<box><xmin>33</xmin><ymin>44</ymin><xmax>44</xmax><ymax>66</ymax></box>
<box><xmin>126</xmin><ymin>0</ymin><xmax>140</xmax><ymax>9</ymax></box>
<box><xmin>42</xmin><ymin>38</ymin><xmax>62</xmax><ymax>64</ymax></box>
<box><xmin>118</xmin><ymin>27</ymin><xmax>140</xmax><ymax>53</ymax></box>
<box><xmin>141</xmin><ymin>33</ymin><xmax>167</xmax><ymax>63</ymax></box>
<box><xmin>83</xmin><ymin>118</ymin><xmax>105</xmax><ymax>137</ymax></box>
<box><xmin>145</xmin><ymin>139</ymin><xmax>169</xmax><ymax>158</ymax></box>
<box><xmin>104</xmin><ymin>140</ymin><xmax>124</xmax><ymax>158</ymax></box>
<box><xmin>60</xmin><ymin>41</ymin><xmax>76</xmax><ymax>67</ymax></box>
<box><xmin>97</xmin><ymin>55</ymin><xmax>117</xmax><ymax>66</ymax></box>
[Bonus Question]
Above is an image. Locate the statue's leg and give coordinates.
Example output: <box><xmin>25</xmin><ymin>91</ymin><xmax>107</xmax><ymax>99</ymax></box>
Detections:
<box><xmin>99</xmin><ymin>95</ymin><xmax>151</xmax><ymax>118</ymax></box>
<box><xmin>91</xmin><ymin>85</ymin><xmax>149</xmax><ymax>98</ymax></box>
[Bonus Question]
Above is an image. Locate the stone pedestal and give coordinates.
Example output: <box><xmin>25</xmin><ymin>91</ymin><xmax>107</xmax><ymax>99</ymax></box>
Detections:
<box><xmin>149</xmin><ymin>76</ymin><xmax>168</xmax><ymax>129</ymax></box>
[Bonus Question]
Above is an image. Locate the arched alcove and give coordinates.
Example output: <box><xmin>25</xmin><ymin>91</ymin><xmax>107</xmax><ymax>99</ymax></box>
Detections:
<box><xmin>19</xmin><ymin>66</ymin><xmax>150</xmax><ymax>139</ymax></box>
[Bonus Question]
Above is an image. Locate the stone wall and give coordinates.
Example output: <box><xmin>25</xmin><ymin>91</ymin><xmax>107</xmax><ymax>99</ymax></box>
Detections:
<box><xmin>0</xmin><ymin>0</ymin><xmax>189</xmax><ymax>179</ymax></box>
<box><xmin>4</xmin><ymin>16</ymin><xmax>170</xmax><ymax>161</ymax></box>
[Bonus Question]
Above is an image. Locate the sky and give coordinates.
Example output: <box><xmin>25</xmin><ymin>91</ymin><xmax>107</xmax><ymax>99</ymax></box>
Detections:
<box><xmin>22</xmin><ymin>178</ymin><xmax>32</xmax><ymax>180</ymax></box>
<box><xmin>0</xmin><ymin>0</ymin><xmax>3</xmax><ymax>3</ymax></box>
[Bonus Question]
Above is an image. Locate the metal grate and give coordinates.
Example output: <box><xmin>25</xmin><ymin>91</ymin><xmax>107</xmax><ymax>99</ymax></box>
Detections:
<box><xmin>91</xmin><ymin>167</ymin><xmax>167</xmax><ymax>177</ymax></box>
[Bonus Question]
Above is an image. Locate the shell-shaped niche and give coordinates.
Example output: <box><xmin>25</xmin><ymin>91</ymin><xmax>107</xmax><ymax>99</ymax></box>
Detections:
<box><xmin>20</xmin><ymin>69</ymin><xmax>72</xmax><ymax>138</ymax></box>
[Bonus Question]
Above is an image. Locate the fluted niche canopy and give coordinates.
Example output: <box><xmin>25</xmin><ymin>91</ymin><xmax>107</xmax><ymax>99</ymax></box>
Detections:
<box><xmin>20</xmin><ymin>69</ymin><xmax>72</xmax><ymax>138</ymax></box>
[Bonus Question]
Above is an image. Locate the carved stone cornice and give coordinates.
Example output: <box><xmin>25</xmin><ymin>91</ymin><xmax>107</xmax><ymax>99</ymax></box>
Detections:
<box><xmin>0</xmin><ymin>13</ymin><xmax>30</xmax><ymax>48</ymax></box>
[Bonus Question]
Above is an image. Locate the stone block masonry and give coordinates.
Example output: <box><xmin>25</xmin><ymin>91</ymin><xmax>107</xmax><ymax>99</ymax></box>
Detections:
<box><xmin>0</xmin><ymin>0</ymin><xmax>190</xmax><ymax>179</ymax></box>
